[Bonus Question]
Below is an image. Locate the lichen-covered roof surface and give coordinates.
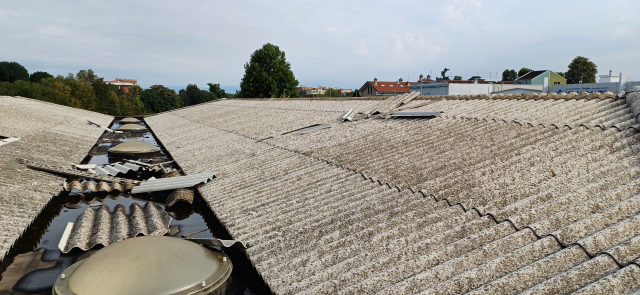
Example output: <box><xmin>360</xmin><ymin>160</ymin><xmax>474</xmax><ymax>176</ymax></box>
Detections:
<box><xmin>147</xmin><ymin>92</ymin><xmax>640</xmax><ymax>294</ymax></box>
<box><xmin>0</xmin><ymin>96</ymin><xmax>112</xmax><ymax>260</ymax></box>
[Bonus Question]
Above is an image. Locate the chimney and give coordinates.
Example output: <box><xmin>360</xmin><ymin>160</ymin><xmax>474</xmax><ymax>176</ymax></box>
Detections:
<box><xmin>473</xmin><ymin>78</ymin><xmax>478</xmax><ymax>84</ymax></box>
<box><xmin>609</xmin><ymin>70</ymin><xmax>612</xmax><ymax>75</ymax></box>
<box><xmin>419</xmin><ymin>74</ymin><xmax>423</xmax><ymax>81</ymax></box>
<box><xmin>374</xmin><ymin>77</ymin><xmax>378</xmax><ymax>86</ymax></box>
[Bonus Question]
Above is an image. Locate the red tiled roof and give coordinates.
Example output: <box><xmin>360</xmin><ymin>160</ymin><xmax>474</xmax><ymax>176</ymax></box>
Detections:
<box><xmin>364</xmin><ymin>81</ymin><xmax>411</xmax><ymax>93</ymax></box>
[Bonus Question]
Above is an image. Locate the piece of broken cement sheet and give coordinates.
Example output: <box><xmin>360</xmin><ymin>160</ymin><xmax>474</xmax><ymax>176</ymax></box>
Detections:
<box><xmin>131</xmin><ymin>172</ymin><xmax>215</xmax><ymax>194</ymax></box>
<box><xmin>187</xmin><ymin>238</ymin><xmax>247</xmax><ymax>249</ymax></box>
<box><xmin>166</xmin><ymin>188</ymin><xmax>194</xmax><ymax>207</ymax></box>
<box><xmin>58</xmin><ymin>202</ymin><xmax>172</xmax><ymax>253</ymax></box>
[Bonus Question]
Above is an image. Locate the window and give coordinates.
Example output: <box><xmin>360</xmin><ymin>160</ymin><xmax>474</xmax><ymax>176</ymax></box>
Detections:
<box><xmin>400</xmin><ymin>85</ymin><xmax>404</xmax><ymax>87</ymax></box>
<box><xmin>554</xmin><ymin>82</ymin><xmax>561</xmax><ymax>85</ymax></box>
<box><xmin>381</xmin><ymin>84</ymin><xmax>385</xmax><ymax>86</ymax></box>
<box><xmin>390</xmin><ymin>85</ymin><xmax>394</xmax><ymax>87</ymax></box>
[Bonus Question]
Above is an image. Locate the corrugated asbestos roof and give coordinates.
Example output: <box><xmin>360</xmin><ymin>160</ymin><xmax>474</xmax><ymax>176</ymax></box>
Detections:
<box><xmin>0</xmin><ymin>96</ymin><xmax>113</xmax><ymax>261</ymax></box>
<box><xmin>59</xmin><ymin>202</ymin><xmax>172</xmax><ymax>253</ymax></box>
<box><xmin>145</xmin><ymin>91</ymin><xmax>640</xmax><ymax>294</ymax></box>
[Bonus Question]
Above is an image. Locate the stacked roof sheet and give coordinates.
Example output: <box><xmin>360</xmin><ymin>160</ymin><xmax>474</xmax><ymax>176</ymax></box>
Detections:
<box><xmin>146</xmin><ymin>94</ymin><xmax>640</xmax><ymax>294</ymax></box>
<box><xmin>0</xmin><ymin>96</ymin><xmax>112</xmax><ymax>261</ymax></box>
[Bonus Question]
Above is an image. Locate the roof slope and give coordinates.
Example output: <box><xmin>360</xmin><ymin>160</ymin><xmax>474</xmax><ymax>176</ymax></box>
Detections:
<box><xmin>146</xmin><ymin>93</ymin><xmax>640</xmax><ymax>294</ymax></box>
<box><xmin>363</xmin><ymin>81</ymin><xmax>411</xmax><ymax>93</ymax></box>
<box><xmin>0</xmin><ymin>96</ymin><xmax>112</xmax><ymax>260</ymax></box>
<box><xmin>516</xmin><ymin>70</ymin><xmax>547</xmax><ymax>81</ymax></box>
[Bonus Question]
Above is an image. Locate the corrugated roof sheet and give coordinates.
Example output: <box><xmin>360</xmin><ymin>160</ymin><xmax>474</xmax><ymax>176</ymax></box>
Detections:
<box><xmin>59</xmin><ymin>202</ymin><xmax>172</xmax><ymax>253</ymax></box>
<box><xmin>0</xmin><ymin>96</ymin><xmax>113</xmax><ymax>261</ymax></box>
<box><xmin>145</xmin><ymin>93</ymin><xmax>640</xmax><ymax>293</ymax></box>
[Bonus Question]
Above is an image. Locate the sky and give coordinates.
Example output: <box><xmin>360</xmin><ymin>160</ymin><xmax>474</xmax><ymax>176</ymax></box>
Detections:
<box><xmin>1</xmin><ymin>0</ymin><xmax>639</xmax><ymax>92</ymax></box>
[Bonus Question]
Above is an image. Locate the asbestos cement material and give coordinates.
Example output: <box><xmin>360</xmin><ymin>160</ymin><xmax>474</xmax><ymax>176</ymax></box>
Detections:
<box><xmin>0</xmin><ymin>96</ymin><xmax>113</xmax><ymax>261</ymax></box>
<box><xmin>143</xmin><ymin>95</ymin><xmax>640</xmax><ymax>293</ymax></box>
<box><xmin>63</xmin><ymin>180</ymin><xmax>136</xmax><ymax>193</ymax></box>
<box><xmin>187</xmin><ymin>238</ymin><xmax>248</xmax><ymax>249</ymax></box>
<box><xmin>58</xmin><ymin>202</ymin><xmax>172</xmax><ymax>253</ymax></box>
<box><xmin>390</xmin><ymin>111</ymin><xmax>442</xmax><ymax>117</ymax></box>
<box><xmin>108</xmin><ymin>140</ymin><xmax>160</xmax><ymax>154</ymax></box>
<box><xmin>87</xmin><ymin>162</ymin><xmax>142</xmax><ymax>176</ymax></box>
<box><xmin>165</xmin><ymin>188</ymin><xmax>194</xmax><ymax>207</ymax></box>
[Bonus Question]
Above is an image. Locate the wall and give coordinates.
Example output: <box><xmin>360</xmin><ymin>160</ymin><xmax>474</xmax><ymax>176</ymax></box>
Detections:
<box><xmin>410</xmin><ymin>83</ymin><xmax>449</xmax><ymax>95</ymax></box>
<box><xmin>492</xmin><ymin>84</ymin><xmax>543</xmax><ymax>94</ymax></box>
<box><xmin>493</xmin><ymin>88</ymin><xmax>543</xmax><ymax>94</ymax></box>
<box><xmin>448</xmin><ymin>83</ymin><xmax>492</xmax><ymax>95</ymax></box>
<box><xmin>359</xmin><ymin>83</ymin><xmax>377</xmax><ymax>96</ymax></box>
<box><xmin>627</xmin><ymin>81</ymin><xmax>640</xmax><ymax>91</ymax></box>
<box><xmin>547</xmin><ymin>82</ymin><xmax>623</xmax><ymax>94</ymax></box>
<box><xmin>549</xmin><ymin>71</ymin><xmax>566</xmax><ymax>85</ymax></box>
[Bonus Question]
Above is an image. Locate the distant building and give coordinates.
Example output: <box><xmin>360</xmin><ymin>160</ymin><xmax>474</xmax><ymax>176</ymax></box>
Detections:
<box><xmin>104</xmin><ymin>78</ymin><xmax>137</xmax><ymax>93</ymax></box>
<box><xmin>359</xmin><ymin>78</ymin><xmax>411</xmax><ymax>96</ymax></box>
<box><xmin>515</xmin><ymin>70</ymin><xmax>565</xmax><ymax>85</ymax></box>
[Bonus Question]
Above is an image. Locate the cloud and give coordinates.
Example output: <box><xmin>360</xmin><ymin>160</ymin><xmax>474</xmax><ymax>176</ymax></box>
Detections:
<box><xmin>0</xmin><ymin>0</ymin><xmax>638</xmax><ymax>89</ymax></box>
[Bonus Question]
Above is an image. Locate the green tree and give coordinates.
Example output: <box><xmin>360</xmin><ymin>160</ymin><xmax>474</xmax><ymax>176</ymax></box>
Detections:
<box><xmin>239</xmin><ymin>43</ymin><xmax>299</xmax><ymax>98</ymax></box>
<box><xmin>140</xmin><ymin>85</ymin><xmax>183</xmax><ymax>113</ymax></box>
<box><xmin>517</xmin><ymin>68</ymin><xmax>533</xmax><ymax>78</ymax></box>
<box><xmin>453</xmin><ymin>76</ymin><xmax>462</xmax><ymax>80</ymax></box>
<box><xmin>322</xmin><ymin>88</ymin><xmax>342</xmax><ymax>97</ymax></box>
<box><xmin>555</xmin><ymin>71</ymin><xmax>566</xmax><ymax>79</ymax></box>
<box><xmin>0</xmin><ymin>61</ymin><xmax>29</xmax><ymax>83</ymax></box>
<box><xmin>352</xmin><ymin>89</ymin><xmax>361</xmax><ymax>97</ymax></box>
<box><xmin>565</xmin><ymin>56</ymin><xmax>597</xmax><ymax>84</ymax></box>
<box><xmin>207</xmin><ymin>83</ymin><xmax>227</xmax><ymax>98</ymax></box>
<box><xmin>502</xmin><ymin>69</ymin><xmax>517</xmax><ymax>81</ymax></box>
<box><xmin>29</xmin><ymin>71</ymin><xmax>53</xmax><ymax>83</ymax></box>
<box><xmin>185</xmin><ymin>84</ymin><xmax>216</xmax><ymax>106</ymax></box>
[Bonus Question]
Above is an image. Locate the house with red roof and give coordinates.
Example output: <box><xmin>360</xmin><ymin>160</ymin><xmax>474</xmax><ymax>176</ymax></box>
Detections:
<box><xmin>359</xmin><ymin>78</ymin><xmax>411</xmax><ymax>96</ymax></box>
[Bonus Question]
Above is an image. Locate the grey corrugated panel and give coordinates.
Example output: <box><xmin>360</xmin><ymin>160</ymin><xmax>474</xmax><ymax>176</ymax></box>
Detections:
<box><xmin>131</xmin><ymin>172</ymin><xmax>216</xmax><ymax>193</ymax></box>
<box><xmin>518</xmin><ymin>254</ymin><xmax>619</xmax><ymax>295</ymax></box>
<box><xmin>390</xmin><ymin>111</ymin><xmax>442</xmax><ymax>117</ymax></box>
<box><xmin>572</xmin><ymin>264</ymin><xmax>640</xmax><ymax>295</ymax></box>
<box><xmin>60</xmin><ymin>202</ymin><xmax>172</xmax><ymax>253</ymax></box>
<box><xmin>63</xmin><ymin>180</ymin><xmax>135</xmax><ymax>193</ymax></box>
<box><xmin>144</xmin><ymin>96</ymin><xmax>640</xmax><ymax>293</ymax></box>
<box><xmin>0</xmin><ymin>96</ymin><xmax>112</xmax><ymax>261</ymax></box>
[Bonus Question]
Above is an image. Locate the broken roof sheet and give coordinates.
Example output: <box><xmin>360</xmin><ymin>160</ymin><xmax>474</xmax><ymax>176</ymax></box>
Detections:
<box><xmin>59</xmin><ymin>202</ymin><xmax>172</xmax><ymax>253</ymax></box>
<box><xmin>0</xmin><ymin>96</ymin><xmax>113</xmax><ymax>261</ymax></box>
<box><xmin>145</xmin><ymin>93</ymin><xmax>640</xmax><ymax>293</ymax></box>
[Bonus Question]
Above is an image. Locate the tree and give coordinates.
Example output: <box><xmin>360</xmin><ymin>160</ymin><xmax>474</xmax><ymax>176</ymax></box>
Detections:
<box><xmin>140</xmin><ymin>85</ymin><xmax>183</xmax><ymax>113</ymax></box>
<box><xmin>185</xmin><ymin>84</ymin><xmax>216</xmax><ymax>105</ymax></box>
<box><xmin>555</xmin><ymin>71</ymin><xmax>566</xmax><ymax>79</ymax></box>
<box><xmin>29</xmin><ymin>71</ymin><xmax>53</xmax><ymax>83</ymax></box>
<box><xmin>502</xmin><ymin>69</ymin><xmax>517</xmax><ymax>81</ymax></box>
<box><xmin>322</xmin><ymin>88</ymin><xmax>342</xmax><ymax>97</ymax></box>
<box><xmin>0</xmin><ymin>61</ymin><xmax>29</xmax><ymax>83</ymax></box>
<box><xmin>239</xmin><ymin>43</ymin><xmax>299</xmax><ymax>98</ymax></box>
<box><xmin>565</xmin><ymin>56</ymin><xmax>597</xmax><ymax>84</ymax></box>
<box><xmin>207</xmin><ymin>83</ymin><xmax>227</xmax><ymax>98</ymax></box>
<box><xmin>352</xmin><ymin>89</ymin><xmax>361</xmax><ymax>97</ymax></box>
<box><xmin>453</xmin><ymin>76</ymin><xmax>462</xmax><ymax>80</ymax></box>
<box><xmin>517</xmin><ymin>68</ymin><xmax>533</xmax><ymax>78</ymax></box>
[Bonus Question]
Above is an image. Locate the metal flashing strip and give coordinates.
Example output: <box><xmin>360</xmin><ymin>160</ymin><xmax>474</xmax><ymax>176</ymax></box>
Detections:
<box><xmin>59</xmin><ymin>202</ymin><xmax>172</xmax><ymax>253</ymax></box>
<box><xmin>299</xmin><ymin>124</ymin><xmax>332</xmax><ymax>135</ymax></box>
<box><xmin>19</xmin><ymin>158</ymin><xmax>141</xmax><ymax>184</ymax></box>
<box><xmin>0</xmin><ymin>137</ymin><xmax>20</xmax><ymax>146</ymax></box>
<box><xmin>187</xmin><ymin>238</ymin><xmax>247</xmax><ymax>249</ymax></box>
<box><xmin>342</xmin><ymin>109</ymin><xmax>354</xmax><ymax>122</ymax></box>
<box><xmin>390</xmin><ymin>111</ymin><xmax>442</xmax><ymax>118</ymax></box>
<box><xmin>131</xmin><ymin>172</ymin><xmax>216</xmax><ymax>194</ymax></box>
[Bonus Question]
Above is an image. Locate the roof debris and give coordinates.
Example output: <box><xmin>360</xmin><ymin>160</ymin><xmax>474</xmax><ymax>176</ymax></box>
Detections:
<box><xmin>165</xmin><ymin>188</ymin><xmax>194</xmax><ymax>207</ymax></box>
<box><xmin>390</xmin><ymin>111</ymin><xmax>442</xmax><ymax>118</ymax></box>
<box><xmin>187</xmin><ymin>238</ymin><xmax>247</xmax><ymax>249</ymax></box>
<box><xmin>63</xmin><ymin>180</ymin><xmax>135</xmax><ymax>193</ymax></box>
<box><xmin>58</xmin><ymin>202</ymin><xmax>172</xmax><ymax>253</ymax></box>
<box><xmin>131</xmin><ymin>172</ymin><xmax>216</xmax><ymax>194</ymax></box>
<box><xmin>0</xmin><ymin>137</ymin><xmax>19</xmax><ymax>146</ymax></box>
